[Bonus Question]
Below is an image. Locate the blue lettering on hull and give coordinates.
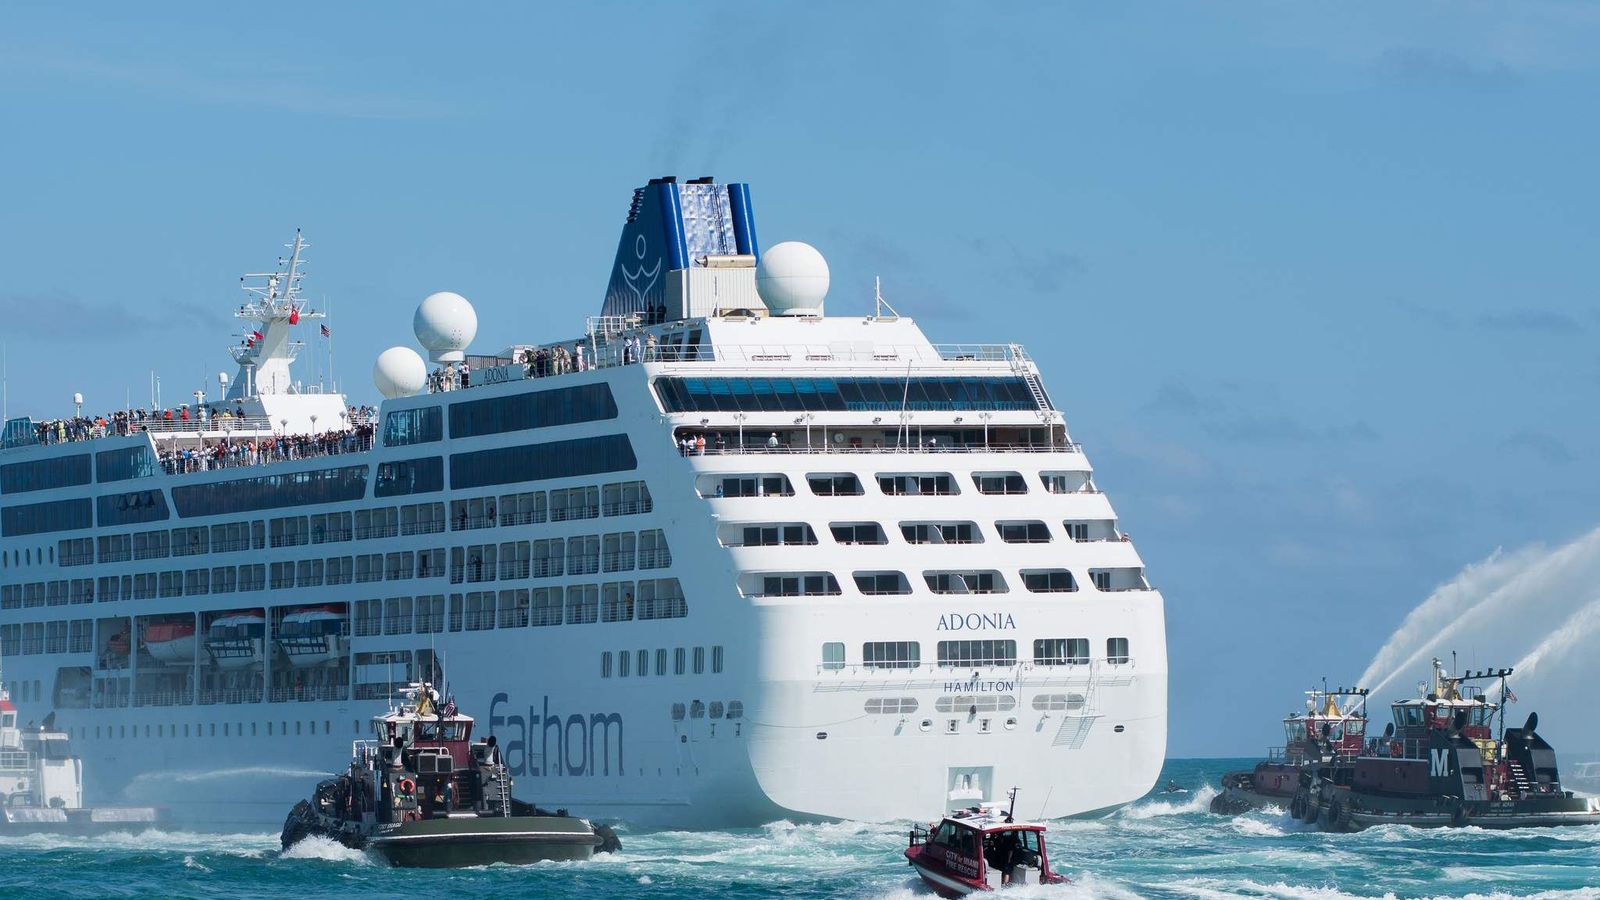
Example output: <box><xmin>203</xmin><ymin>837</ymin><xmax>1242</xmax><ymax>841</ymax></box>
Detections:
<box><xmin>489</xmin><ymin>693</ymin><xmax>624</xmax><ymax>777</ymax></box>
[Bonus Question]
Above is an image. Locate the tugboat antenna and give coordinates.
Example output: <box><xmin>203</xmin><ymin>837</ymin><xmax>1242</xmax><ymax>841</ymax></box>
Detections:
<box><xmin>1006</xmin><ymin>786</ymin><xmax>1018</xmax><ymax>823</ymax></box>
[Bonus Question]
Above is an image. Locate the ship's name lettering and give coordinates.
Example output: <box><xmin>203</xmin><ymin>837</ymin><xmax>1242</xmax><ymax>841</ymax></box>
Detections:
<box><xmin>936</xmin><ymin>612</ymin><xmax>1016</xmax><ymax>631</ymax></box>
<box><xmin>488</xmin><ymin>693</ymin><xmax>623</xmax><ymax>779</ymax></box>
<box><xmin>943</xmin><ymin>680</ymin><xmax>1015</xmax><ymax>693</ymax></box>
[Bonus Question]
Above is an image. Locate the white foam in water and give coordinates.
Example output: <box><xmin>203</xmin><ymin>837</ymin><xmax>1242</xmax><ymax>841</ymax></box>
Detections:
<box><xmin>278</xmin><ymin>835</ymin><xmax>374</xmax><ymax>865</ymax></box>
<box><xmin>1118</xmin><ymin>784</ymin><xmax>1219</xmax><ymax>819</ymax></box>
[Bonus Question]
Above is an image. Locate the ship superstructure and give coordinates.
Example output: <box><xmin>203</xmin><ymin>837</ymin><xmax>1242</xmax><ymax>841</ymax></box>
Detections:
<box><xmin>0</xmin><ymin>178</ymin><xmax>1167</xmax><ymax>827</ymax></box>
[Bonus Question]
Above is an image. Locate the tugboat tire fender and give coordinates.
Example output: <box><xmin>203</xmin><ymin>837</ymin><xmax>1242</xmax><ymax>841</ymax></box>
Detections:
<box><xmin>1450</xmin><ymin>803</ymin><xmax>1469</xmax><ymax>828</ymax></box>
<box><xmin>594</xmin><ymin>823</ymin><xmax>622</xmax><ymax>854</ymax></box>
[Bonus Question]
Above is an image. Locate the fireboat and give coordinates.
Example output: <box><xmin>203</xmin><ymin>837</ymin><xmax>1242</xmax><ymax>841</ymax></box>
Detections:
<box><xmin>1303</xmin><ymin>659</ymin><xmax>1600</xmax><ymax>831</ymax></box>
<box><xmin>1210</xmin><ymin>685</ymin><xmax>1368</xmax><ymax>816</ymax></box>
<box><xmin>280</xmin><ymin>682</ymin><xmax>619</xmax><ymax>867</ymax></box>
<box><xmin>904</xmin><ymin>789</ymin><xmax>1069</xmax><ymax>896</ymax></box>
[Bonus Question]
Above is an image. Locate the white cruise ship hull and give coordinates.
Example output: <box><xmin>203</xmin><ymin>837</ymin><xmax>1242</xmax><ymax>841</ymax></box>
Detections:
<box><xmin>0</xmin><ymin>178</ymin><xmax>1168</xmax><ymax>829</ymax></box>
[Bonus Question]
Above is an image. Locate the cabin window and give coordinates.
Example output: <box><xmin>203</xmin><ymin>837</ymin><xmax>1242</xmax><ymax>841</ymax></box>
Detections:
<box><xmin>711</xmin><ymin>646</ymin><xmax>724</xmax><ymax>674</ymax></box>
<box><xmin>636</xmin><ymin>650</ymin><xmax>648</xmax><ymax>677</ymax></box>
<box><xmin>825</xmin><ymin>637</ymin><xmax>851</xmax><ymax>666</ymax></box>
<box><xmin>1107</xmin><ymin>637</ymin><xmax>1130</xmax><ymax>665</ymax></box>
<box><xmin>693</xmin><ymin>647</ymin><xmax>706</xmax><ymax>675</ymax></box>
<box><xmin>601</xmin><ymin>652</ymin><xmax>613</xmax><ymax>678</ymax></box>
<box><xmin>674</xmin><ymin>647</ymin><xmax>687</xmax><ymax>675</ymax></box>
<box><xmin>863</xmin><ymin>641</ymin><xmax>921</xmax><ymax>670</ymax></box>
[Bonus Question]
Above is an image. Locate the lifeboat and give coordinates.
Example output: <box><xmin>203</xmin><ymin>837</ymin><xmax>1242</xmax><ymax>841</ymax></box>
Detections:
<box><xmin>204</xmin><ymin>609</ymin><xmax>266</xmax><ymax>670</ymax></box>
<box><xmin>275</xmin><ymin>606</ymin><xmax>348</xmax><ymax>667</ymax></box>
<box><xmin>142</xmin><ymin>621</ymin><xmax>197</xmax><ymax>665</ymax></box>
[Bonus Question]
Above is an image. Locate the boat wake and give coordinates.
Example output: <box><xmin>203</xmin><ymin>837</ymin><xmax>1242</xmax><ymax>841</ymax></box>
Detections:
<box><xmin>278</xmin><ymin>835</ymin><xmax>374</xmax><ymax>865</ymax></box>
<box><xmin>1118</xmin><ymin>784</ymin><xmax>1219</xmax><ymax>819</ymax></box>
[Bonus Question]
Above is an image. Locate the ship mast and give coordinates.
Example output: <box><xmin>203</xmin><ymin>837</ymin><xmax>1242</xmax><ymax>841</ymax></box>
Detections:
<box><xmin>226</xmin><ymin>231</ymin><xmax>325</xmax><ymax>402</ymax></box>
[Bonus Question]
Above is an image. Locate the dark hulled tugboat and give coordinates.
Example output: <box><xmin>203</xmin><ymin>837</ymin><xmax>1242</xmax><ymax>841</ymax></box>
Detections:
<box><xmin>281</xmin><ymin>682</ymin><xmax>619</xmax><ymax>866</ymax></box>
<box><xmin>1308</xmin><ymin>659</ymin><xmax>1600</xmax><ymax>831</ymax></box>
<box><xmin>904</xmin><ymin>790</ymin><xmax>1069</xmax><ymax>896</ymax></box>
<box><xmin>1211</xmin><ymin>686</ymin><xmax>1368</xmax><ymax>815</ymax></box>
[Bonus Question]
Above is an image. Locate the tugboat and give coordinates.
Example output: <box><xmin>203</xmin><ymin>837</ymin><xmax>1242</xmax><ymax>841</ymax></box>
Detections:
<box><xmin>904</xmin><ymin>790</ymin><xmax>1069</xmax><ymax>896</ymax></box>
<box><xmin>281</xmin><ymin>682</ymin><xmax>619</xmax><ymax>867</ymax></box>
<box><xmin>0</xmin><ymin>677</ymin><xmax>162</xmax><ymax>832</ymax></box>
<box><xmin>1308</xmin><ymin>659</ymin><xmax>1600</xmax><ymax>831</ymax></box>
<box><xmin>1211</xmin><ymin>685</ymin><xmax>1368</xmax><ymax>815</ymax></box>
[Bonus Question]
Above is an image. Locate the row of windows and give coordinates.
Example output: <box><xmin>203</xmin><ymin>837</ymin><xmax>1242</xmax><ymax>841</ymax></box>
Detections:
<box><xmin>382</xmin><ymin>407</ymin><xmax>443</xmax><ymax>447</ymax></box>
<box><xmin>171</xmin><ymin>465</ymin><xmax>369</xmax><ymax>518</ymax></box>
<box><xmin>450</xmin><ymin>435</ymin><xmax>636</xmax><ymax>490</ymax></box>
<box><xmin>1</xmin><ymin>498</ymin><xmax>93</xmax><ymax>537</ymax></box>
<box><xmin>76</xmin><ymin>719</ymin><xmax>345</xmax><ymax>742</ymax></box>
<box><xmin>726</xmin><ymin>518</ymin><xmax>1114</xmax><ymax>547</ymax></box>
<box><xmin>0</xmin><ymin>453</ymin><xmax>93</xmax><ymax>495</ymax></box>
<box><xmin>349</xmin><ymin>577</ymin><xmax>690</xmax><ymax>634</ymax></box>
<box><xmin>600</xmin><ymin>645</ymin><xmax>724</xmax><ymax>678</ymax></box>
<box><xmin>748</xmin><ymin>567</ymin><xmax>1138</xmax><ymax>596</ymax></box>
<box><xmin>820</xmin><ymin>637</ymin><xmax>1132</xmax><ymax>670</ymax></box>
<box><xmin>449</xmin><ymin>383</ymin><xmax>618</xmax><ymax>440</ymax></box>
<box><xmin>28</xmin><ymin>478</ymin><xmax>655</xmax><ymax>569</ymax></box>
<box><xmin>374</xmin><ymin>457</ymin><xmax>444</xmax><ymax>497</ymax></box>
<box><xmin>654</xmin><ymin>376</ymin><xmax>1042</xmax><ymax>414</ymax></box>
<box><xmin>97</xmin><ymin>445</ymin><xmax>159</xmax><ymax>482</ymax></box>
<box><xmin>707</xmin><ymin>470</ymin><xmax>1093</xmax><ymax>500</ymax></box>
<box><xmin>0</xmin><ymin>619</ymin><xmax>94</xmax><ymax>656</ymax></box>
<box><xmin>450</xmin><ymin>530</ymin><xmax>671</xmax><ymax>583</ymax></box>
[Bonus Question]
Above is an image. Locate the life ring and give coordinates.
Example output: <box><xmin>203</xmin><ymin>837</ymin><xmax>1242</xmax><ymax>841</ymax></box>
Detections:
<box><xmin>397</xmin><ymin>778</ymin><xmax>415</xmax><ymax>795</ymax></box>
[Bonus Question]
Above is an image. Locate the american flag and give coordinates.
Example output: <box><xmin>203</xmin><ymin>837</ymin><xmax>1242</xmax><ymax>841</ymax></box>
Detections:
<box><xmin>320</xmin><ymin>324</ymin><xmax>331</xmax><ymax>338</ymax></box>
<box><xmin>1505</xmin><ymin>686</ymin><xmax>1518</xmax><ymax>703</ymax></box>
<box><xmin>441</xmin><ymin>696</ymin><xmax>457</xmax><ymax>717</ymax></box>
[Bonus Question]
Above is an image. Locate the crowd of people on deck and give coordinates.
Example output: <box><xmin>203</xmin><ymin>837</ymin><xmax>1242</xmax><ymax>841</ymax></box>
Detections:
<box><xmin>157</xmin><ymin>422</ymin><xmax>376</xmax><ymax>474</ymax></box>
<box><xmin>28</xmin><ymin>404</ymin><xmax>377</xmax><ymax>446</ymax></box>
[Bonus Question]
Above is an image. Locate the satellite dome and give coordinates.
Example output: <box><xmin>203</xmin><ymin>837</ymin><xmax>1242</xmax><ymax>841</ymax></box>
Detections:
<box><xmin>373</xmin><ymin>346</ymin><xmax>427</xmax><ymax>399</ymax></box>
<box><xmin>413</xmin><ymin>291</ymin><xmax>479</xmax><ymax>363</ymax></box>
<box><xmin>756</xmin><ymin>241</ymin><xmax>830</xmax><ymax>316</ymax></box>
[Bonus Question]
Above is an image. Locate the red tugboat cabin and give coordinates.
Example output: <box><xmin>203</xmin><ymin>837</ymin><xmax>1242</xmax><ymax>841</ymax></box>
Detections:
<box><xmin>905</xmin><ymin>798</ymin><xmax>1066</xmax><ymax>896</ymax></box>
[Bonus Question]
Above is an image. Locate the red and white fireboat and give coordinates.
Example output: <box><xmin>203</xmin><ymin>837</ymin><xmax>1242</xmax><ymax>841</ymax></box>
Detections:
<box><xmin>904</xmin><ymin>790</ymin><xmax>1068</xmax><ymax>896</ymax></box>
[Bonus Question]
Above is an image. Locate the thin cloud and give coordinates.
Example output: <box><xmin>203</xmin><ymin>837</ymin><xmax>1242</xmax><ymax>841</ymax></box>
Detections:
<box><xmin>1501</xmin><ymin>430</ymin><xmax>1574</xmax><ymax>465</ymax></box>
<box><xmin>1475</xmin><ymin>309</ymin><xmax>1583</xmax><ymax>334</ymax></box>
<box><xmin>1376</xmin><ymin>47</ymin><xmax>1519</xmax><ymax>89</ymax></box>
<box><xmin>0</xmin><ymin>292</ymin><xmax>217</xmax><ymax>340</ymax></box>
<box><xmin>0</xmin><ymin>43</ymin><xmax>454</xmax><ymax>120</ymax></box>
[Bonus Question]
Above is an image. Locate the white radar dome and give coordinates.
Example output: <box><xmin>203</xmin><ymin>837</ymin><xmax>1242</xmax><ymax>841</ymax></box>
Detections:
<box><xmin>373</xmin><ymin>346</ymin><xmax>428</xmax><ymax>399</ymax></box>
<box><xmin>756</xmin><ymin>241</ymin><xmax>830</xmax><ymax>316</ymax></box>
<box><xmin>413</xmin><ymin>291</ymin><xmax>479</xmax><ymax>363</ymax></box>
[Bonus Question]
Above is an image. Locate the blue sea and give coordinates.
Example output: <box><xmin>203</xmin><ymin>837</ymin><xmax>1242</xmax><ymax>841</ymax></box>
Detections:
<box><xmin>4</xmin><ymin>760</ymin><xmax>1596</xmax><ymax>899</ymax></box>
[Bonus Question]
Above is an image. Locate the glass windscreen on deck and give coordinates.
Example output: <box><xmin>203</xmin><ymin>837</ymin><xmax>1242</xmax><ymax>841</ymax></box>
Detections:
<box><xmin>654</xmin><ymin>376</ymin><xmax>1040</xmax><ymax>413</ymax></box>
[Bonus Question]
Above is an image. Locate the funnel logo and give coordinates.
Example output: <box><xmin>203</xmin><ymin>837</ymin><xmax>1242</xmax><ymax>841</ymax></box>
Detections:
<box><xmin>621</xmin><ymin>235</ymin><xmax>661</xmax><ymax>308</ymax></box>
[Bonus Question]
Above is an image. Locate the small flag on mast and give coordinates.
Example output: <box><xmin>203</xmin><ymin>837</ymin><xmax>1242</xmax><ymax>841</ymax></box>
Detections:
<box><xmin>288</xmin><ymin>304</ymin><xmax>300</xmax><ymax>325</ymax></box>
<box><xmin>320</xmin><ymin>324</ymin><xmax>331</xmax><ymax>338</ymax></box>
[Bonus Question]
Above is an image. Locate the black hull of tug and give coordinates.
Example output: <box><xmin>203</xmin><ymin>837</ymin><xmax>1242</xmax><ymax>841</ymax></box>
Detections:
<box><xmin>1309</xmin><ymin>784</ymin><xmax>1600</xmax><ymax>832</ymax></box>
<box><xmin>280</xmin><ymin>798</ymin><xmax>619</xmax><ymax>867</ymax></box>
<box><xmin>1210</xmin><ymin>769</ymin><xmax>1297</xmax><ymax>814</ymax></box>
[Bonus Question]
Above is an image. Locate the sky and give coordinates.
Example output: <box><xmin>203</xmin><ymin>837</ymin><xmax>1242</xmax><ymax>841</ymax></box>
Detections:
<box><xmin>2</xmin><ymin>2</ymin><xmax>1598</xmax><ymax>757</ymax></box>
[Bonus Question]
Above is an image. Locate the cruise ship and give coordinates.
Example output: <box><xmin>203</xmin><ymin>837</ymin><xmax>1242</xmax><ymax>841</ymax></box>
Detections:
<box><xmin>0</xmin><ymin>178</ymin><xmax>1167</xmax><ymax>827</ymax></box>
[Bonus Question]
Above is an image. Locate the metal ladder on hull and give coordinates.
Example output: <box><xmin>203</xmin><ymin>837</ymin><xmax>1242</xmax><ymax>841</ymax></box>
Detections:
<box><xmin>1008</xmin><ymin>344</ymin><xmax>1051</xmax><ymax>413</ymax></box>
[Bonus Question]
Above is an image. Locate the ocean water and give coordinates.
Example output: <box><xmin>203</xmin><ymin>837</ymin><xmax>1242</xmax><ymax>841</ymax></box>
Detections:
<box><xmin>4</xmin><ymin>759</ymin><xmax>1596</xmax><ymax>899</ymax></box>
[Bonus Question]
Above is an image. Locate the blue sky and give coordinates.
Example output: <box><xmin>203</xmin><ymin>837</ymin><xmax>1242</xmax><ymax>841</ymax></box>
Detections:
<box><xmin>2</xmin><ymin>2</ymin><xmax>1598</xmax><ymax>756</ymax></box>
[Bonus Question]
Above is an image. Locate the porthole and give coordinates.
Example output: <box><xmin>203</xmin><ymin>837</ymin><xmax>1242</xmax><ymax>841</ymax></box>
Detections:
<box><xmin>920</xmin><ymin>719</ymin><xmax>933</xmax><ymax>732</ymax></box>
<box><xmin>1004</xmin><ymin>717</ymin><xmax>1017</xmax><ymax>731</ymax></box>
<box><xmin>815</xmin><ymin>731</ymin><xmax>828</xmax><ymax>740</ymax></box>
<box><xmin>1114</xmin><ymin>725</ymin><xmax>1126</xmax><ymax>733</ymax></box>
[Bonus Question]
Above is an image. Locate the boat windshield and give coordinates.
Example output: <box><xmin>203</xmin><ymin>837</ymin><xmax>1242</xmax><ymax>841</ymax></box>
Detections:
<box><xmin>417</xmin><ymin>720</ymin><xmax>468</xmax><ymax>742</ymax></box>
